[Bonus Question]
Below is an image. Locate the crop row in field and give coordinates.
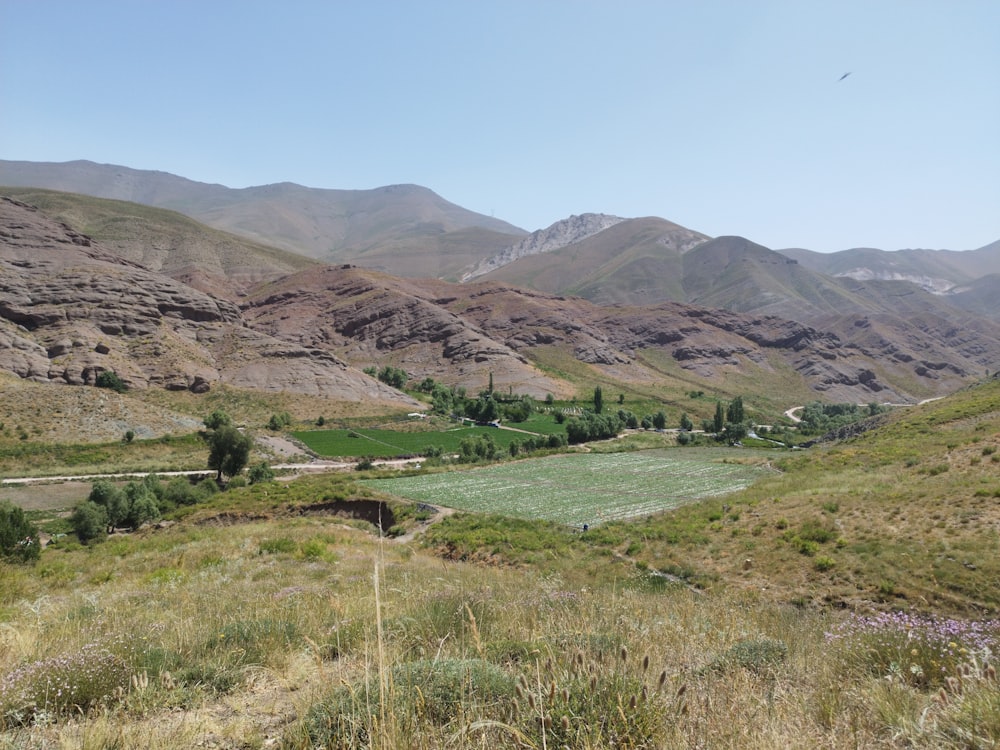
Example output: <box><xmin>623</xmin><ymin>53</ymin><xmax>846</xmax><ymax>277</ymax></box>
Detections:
<box><xmin>292</xmin><ymin>425</ymin><xmax>531</xmax><ymax>458</ymax></box>
<box><xmin>364</xmin><ymin>450</ymin><xmax>772</xmax><ymax>526</ymax></box>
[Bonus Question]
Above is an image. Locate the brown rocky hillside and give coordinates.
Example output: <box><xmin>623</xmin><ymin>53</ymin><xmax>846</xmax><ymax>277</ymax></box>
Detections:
<box><xmin>242</xmin><ymin>265</ymin><xmax>984</xmax><ymax>404</ymax></box>
<box><xmin>0</xmin><ymin>197</ymin><xmax>417</xmax><ymax>407</ymax></box>
<box><xmin>2</xmin><ymin>190</ymin><xmax>997</xmax><ymax>412</ymax></box>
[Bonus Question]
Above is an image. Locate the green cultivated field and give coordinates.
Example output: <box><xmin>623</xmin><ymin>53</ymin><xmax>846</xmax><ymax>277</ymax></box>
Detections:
<box><xmin>292</xmin><ymin>425</ymin><xmax>528</xmax><ymax>457</ymax></box>
<box><xmin>364</xmin><ymin>450</ymin><xmax>772</xmax><ymax>525</ymax></box>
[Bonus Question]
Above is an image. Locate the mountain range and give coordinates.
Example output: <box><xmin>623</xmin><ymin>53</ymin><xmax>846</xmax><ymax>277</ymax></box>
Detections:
<box><xmin>2</xmin><ymin>159</ymin><xmax>999</xmax><ymax>424</ymax></box>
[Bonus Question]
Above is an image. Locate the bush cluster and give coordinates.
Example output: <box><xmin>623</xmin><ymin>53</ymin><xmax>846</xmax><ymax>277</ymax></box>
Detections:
<box><xmin>0</xmin><ymin>642</ymin><xmax>133</xmax><ymax>724</ymax></box>
<box><xmin>0</xmin><ymin>502</ymin><xmax>40</xmax><ymax>563</ymax></box>
<box><xmin>70</xmin><ymin>475</ymin><xmax>217</xmax><ymax>543</ymax></box>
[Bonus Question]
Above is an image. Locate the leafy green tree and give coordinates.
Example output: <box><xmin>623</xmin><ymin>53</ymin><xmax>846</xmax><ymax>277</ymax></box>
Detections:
<box><xmin>679</xmin><ymin>413</ymin><xmax>694</xmax><ymax>431</ymax></box>
<box><xmin>565</xmin><ymin>411</ymin><xmax>624</xmax><ymax>444</ymax></box>
<box><xmin>431</xmin><ymin>384</ymin><xmax>457</xmax><ymax>415</ymax></box>
<box><xmin>163</xmin><ymin>476</ymin><xmax>199</xmax><ymax>506</ymax></box>
<box><xmin>726</xmin><ymin>396</ymin><xmax>745</xmax><ymax>425</ymax></box>
<box><xmin>502</xmin><ymin>398</ymin><xmax>532</xmax><ymax>423</ymax></box>
<box><xmin>207</xmin><ymin>425</ymin><xmax>253</xmax><ymax>481</ymax></box>
<box><xmin>593</xmin><ymin>386</ymin><xmax>604</xmax><ymax>414</ymax></box>
<box><xmin>70</xmin><ymin>501</ymin><xmax>109</xmax><ymax>544</ymax></box>
<box><xmin>459</xmin><ymin>434</ymin><xmax>498</xmax><ymax>462</ymax></box>
<box><xmin>652</xmin><ymin>411</ymin><xmax>667</xmax><ymax>430</ymax></box>
<box><xmin>617</xmin><ymin>409</ymin><xmax>639</xmax><ymax>429</ymax></box>
<box><xmin>0</xmin><ymin>501</ymin><xmax>40</xmax><ymax>562</ymax></box>
<box><xmin>88</xmin><ymin>479</ymin><xmax>127</xmax><ymax>532</ymax></box>
<box><xmin>465</xmin><ymin>394</ymin><xmax>500</xmax><ymax>424</ymax></box>
<box><xmin>123</xmin><ymin>482</ymin><xmax>160</xmax><ymax>529</ymax></box>
<box><xmin>725</xmin><ymin>421</ymin><xmax>749</xmax><ymax>444</ymax></box>
<box><xmin>713</xmin><ymin>402</ymin><xmax>726</xmax><ymax>434</ymax></box>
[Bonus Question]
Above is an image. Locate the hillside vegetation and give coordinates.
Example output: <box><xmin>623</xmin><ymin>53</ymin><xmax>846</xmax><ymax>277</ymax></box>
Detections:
<box><xmin>1</xmin><ymin>377</ymin><xmax>999</xmax><ymax>748</ymax></box>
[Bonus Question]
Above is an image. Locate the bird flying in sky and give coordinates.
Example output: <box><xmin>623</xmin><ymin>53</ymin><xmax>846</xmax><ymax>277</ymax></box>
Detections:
<box><xmin>838</xmin><ymin>72</ymin><xmax>852</xmax><ymax>81</ymax></box>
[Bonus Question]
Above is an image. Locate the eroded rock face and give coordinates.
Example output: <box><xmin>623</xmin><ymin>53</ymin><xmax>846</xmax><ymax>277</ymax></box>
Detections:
<box><xmin>0</xmin><ymin>197</ymin><xmax>418</xmax><ymax>406</ymax></box>
<box><xmin>243</xmin><ymin>264</ymin><xmax>983</xmax><ymax>404</ymax></box>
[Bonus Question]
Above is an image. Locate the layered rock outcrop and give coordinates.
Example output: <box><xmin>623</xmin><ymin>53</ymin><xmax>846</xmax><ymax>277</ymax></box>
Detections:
<box><xmin>0</xmin><ymin>197</ymin><xmax>417</xmax><ymax>405</ymax></box>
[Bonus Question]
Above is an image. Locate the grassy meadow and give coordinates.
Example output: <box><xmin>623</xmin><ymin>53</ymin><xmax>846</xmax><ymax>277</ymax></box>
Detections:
<box><xmin>293</xmin><ymin>424</ymin><xmax>525</xmax><ymax>458</ymax></box>
<box><xmin>1</xmin><ymin>377</ymin><xmax>999</xmax><ymax>747</ymax></box>
<box><xmin>364</xmin><ymin>450</ymin><xmax>773</xmax><ymax>526</ymax></box>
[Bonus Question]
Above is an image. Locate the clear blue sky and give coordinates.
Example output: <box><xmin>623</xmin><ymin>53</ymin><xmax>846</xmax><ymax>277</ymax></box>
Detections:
<box><xmin>1</xmin><ymin>1</ymin><xmax>997</xmax><ymax>251</ymax></box>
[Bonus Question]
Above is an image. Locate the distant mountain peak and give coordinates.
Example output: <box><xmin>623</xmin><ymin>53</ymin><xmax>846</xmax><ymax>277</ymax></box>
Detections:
<box><xmin>461</xmin><ymin>212</ymin><xmax>626</xmax><ymax>281</ymax></box>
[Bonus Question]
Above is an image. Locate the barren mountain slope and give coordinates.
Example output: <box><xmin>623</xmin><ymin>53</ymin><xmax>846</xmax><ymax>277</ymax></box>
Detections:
<box><xmin>477</xmin><ymin>217</ymin><xmax>709</xmax><ymax>305</ymax></box>
<box><xmin>0</xmin><ymin>160</ymin><xmax>527</xmax><ymax>279</ymax></box>
<box><xmin>242</xmin><ymin>264</ymin><xmax>980</xmax><ymax>404</ymax></box>
<box><xmin>0</xmin><ymin>197</ymin><xmax>417</xmax><ymax>406</ymax></box>
<box><xmin>242</xmin><ymin>266</ymin><xmax>572</xmax><ymax>398</ymax></box>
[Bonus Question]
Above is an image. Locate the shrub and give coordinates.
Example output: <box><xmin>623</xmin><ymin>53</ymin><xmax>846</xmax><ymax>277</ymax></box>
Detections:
<box><xmin>267</xmin><ymin>412</ymin><xmax>292</xmax><ymax>431</ymax></box>
<box><xmin>814</xmin><ymin>555</ymin><xmax>836</xmax><ymax>571</ymax></box>
<box><xmin>705</xmin><ymin>638</ymin><xmax>788</xmax><ymax>676</ymax></box>
<box><xmin>94</xmin><ymin>370</ymin><xmax>127</xmax><ymax>392</ymax></box>
<box><xmin>826</xmin><ymin>611</ymin><xmax>1000</xmax><ymax>689</ymax></box>
<box><xmin>297</xmin><ymin>659</ymin><xmax>516</xmax><ymax>746</ymax></box>
<box><xmin>0</xmin><ymin>642</ymin><xmax>132</xmax><ymax>723</ymax></box>
<box><xmin>259</xmin><ymin>538</ymin><xmax>297</xmax><ymax>555</ymax></box>
<box><xmin>205</xmin><ymin>619</ymin><xmax>300</xmax><ymax>669</ymax></box>
<box><xmin>0</xmin><ymin>502</ymin><xmax>40</xmax><ymax>562</ymax></box>
<box><xmin>247</xmin><ymin>461</ymin><xmax>275</xmax><ymax>484</ymax></box>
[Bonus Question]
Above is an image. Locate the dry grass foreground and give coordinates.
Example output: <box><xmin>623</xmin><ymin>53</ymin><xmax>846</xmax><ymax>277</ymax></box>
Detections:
<box><xmin>2</xmin><ymin>506</ymin><xmax>1000</xmax><ymax>749</ymax></box>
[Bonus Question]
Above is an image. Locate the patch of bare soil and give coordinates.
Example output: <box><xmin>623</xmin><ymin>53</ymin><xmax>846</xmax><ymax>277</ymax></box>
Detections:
<box><xmin>0</xmin><ymin>480</ymin><xmax>90</xmax><ymax>511</ymax></box>
<box><xmin>255</xmin><ymin>433</ymin><xmax>311</xmax><ymax>460</ymax></box>
<box><xmin>0</xmin><ymin>375</ymin><xmax>202</xmax><ymax>444</ymax></box>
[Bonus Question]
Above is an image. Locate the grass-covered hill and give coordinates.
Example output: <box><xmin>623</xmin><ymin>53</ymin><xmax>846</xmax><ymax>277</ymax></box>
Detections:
<box><xmin>1</xmin><ymin>376</ymin><xmax>999</xmax><ymax>747</ymax></box>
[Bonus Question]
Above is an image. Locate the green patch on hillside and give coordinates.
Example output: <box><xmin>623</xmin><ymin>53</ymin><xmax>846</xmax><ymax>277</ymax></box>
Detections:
<box><xmin>293</xmin><ymin>425</ymin><xmax>530</xmax><ymax>458</ymax></box>
<box><xmin>365</xmin><ymin>450</ymin><xmax>773</xmax><ymax>526</ymax></box>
